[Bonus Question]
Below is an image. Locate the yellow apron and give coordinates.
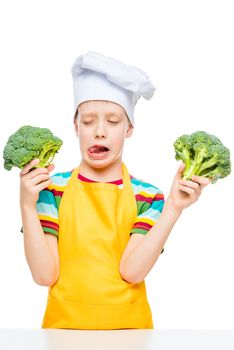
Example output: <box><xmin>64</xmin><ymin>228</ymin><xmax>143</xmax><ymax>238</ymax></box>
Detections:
<box><xmin>41</xmin><ymin>161</ymin><xmax>154</xmax><ymax>329</ymax></box>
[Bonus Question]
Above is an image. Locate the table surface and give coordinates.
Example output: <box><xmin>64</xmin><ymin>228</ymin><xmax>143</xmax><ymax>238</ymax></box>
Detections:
<box><xmin>0</xmin><ymin>329</ymin><xmax>234</xmax><ymax>350</ymax></box>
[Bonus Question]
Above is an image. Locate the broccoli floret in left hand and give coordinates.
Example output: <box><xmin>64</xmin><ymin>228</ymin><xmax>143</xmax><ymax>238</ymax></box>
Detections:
<box><xmin>3</xmin><ymin>125</ymin><xmax>63</xmax><ymax>170</ymax></box>
<box><xmin>173</xmin><ymin>130</ymin><xmax>231</xmax><ymax>184</ymax></box>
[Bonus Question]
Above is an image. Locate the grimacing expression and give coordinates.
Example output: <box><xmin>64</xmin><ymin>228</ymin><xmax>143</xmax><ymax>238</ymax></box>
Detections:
<box><xmin>73</xmin><ymin>100</ymin><xmax>133</xmax><ymax>167</ymax></box>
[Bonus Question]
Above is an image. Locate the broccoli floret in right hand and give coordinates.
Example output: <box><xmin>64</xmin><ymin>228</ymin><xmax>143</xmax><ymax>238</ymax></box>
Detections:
<box><xmin>3</xmin><ymin>125</ymin><xmax>63</xmax><ymax>170</ymax></box>
<box><xmin>173</xmin><ymin>130</ymin><xmax>231</xmax><ymax>184</ymax></box>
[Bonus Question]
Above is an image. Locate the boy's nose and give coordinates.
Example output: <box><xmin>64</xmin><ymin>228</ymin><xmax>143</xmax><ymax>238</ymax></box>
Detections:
<box><xmin>95</xmin><ymin>124</ymin><xmax>107</xmax><ymax>136</ymax></box>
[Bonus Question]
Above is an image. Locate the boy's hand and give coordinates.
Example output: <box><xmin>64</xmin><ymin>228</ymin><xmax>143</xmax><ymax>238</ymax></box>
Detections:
<box><xmin>167</xmin><ymin>163</ymin><xmax>210</xmax><ymax>212</ymax></box>
<box><xmin>19</xmin><ymin>159</ymin><xmax>55</xmax><ymax>209</ymax></box>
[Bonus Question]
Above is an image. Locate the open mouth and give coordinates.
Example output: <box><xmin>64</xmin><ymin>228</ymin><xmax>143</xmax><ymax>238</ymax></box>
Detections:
<box><xmin>88</xmin><ymin>146</ymin><xmax>110</xmax><ymax>154</ymax></box>
<box><xmin>88</xmin><ymin>145</ymin><xmax>110</xmax><ymax>159</ymax></box>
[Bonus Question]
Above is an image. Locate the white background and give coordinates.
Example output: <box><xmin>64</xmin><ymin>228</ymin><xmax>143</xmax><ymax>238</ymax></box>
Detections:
<box><xmin>0</xmin><ymin>0</ymin><xmax>233</xmax><ymax>329</ymax></box>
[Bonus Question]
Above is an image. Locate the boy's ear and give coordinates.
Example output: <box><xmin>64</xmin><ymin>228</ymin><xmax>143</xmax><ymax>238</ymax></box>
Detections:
<box><xmin>125</xmin><ymin>124</ymin><xmax>134</xmax><ymax>138</ymax></box>
<box><xmin>74</xmin><ymin>117</ymin><xmax>78</xmax><ymax>136</ymax></box>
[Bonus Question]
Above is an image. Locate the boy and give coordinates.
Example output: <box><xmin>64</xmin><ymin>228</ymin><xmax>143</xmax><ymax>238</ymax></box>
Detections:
<box><xmin>20</xmin><ymin>51</ymin><xmax>210</xmax><ymax>330</ymax></box>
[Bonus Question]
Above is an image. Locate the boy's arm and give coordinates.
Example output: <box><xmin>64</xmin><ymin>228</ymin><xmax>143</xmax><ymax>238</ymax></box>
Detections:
<box><xmin>19</xmin><ymin>159</ymin><xmax>59</xmax><ymax>287</ymax></box>
<box><xmin>21</xmin><ymin>205</ymin><xmax>59</xmax><ymax>286</ymax></box>
<box><xmin>119</xmin><ymin>198</ymin><xmax>181</xmax><ymax>284</ymax></box>
<box><xmin>119</xmin><ymin>164</ymin><xmax>210</xmax><ymax>284</ymax></box>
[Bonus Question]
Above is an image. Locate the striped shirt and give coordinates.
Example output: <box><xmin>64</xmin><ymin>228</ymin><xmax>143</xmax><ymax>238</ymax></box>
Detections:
<box><xmin>35</xmin><ymin>169</ymin><xmax>165</xmax><ymax>253</ymax></box>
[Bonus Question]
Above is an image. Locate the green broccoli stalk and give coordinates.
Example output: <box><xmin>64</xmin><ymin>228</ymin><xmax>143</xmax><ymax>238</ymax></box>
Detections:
<box><xmin>173</xmin><ymin>131</ymin><xmax>231</xmax><ymax>184</ymax></box>
<box><xmin>182</xmin><ymin>143</ymin><xmax>210</xmax><ymax>180</ymax></box>
<box><xmin>3</xmin><ymin>125</ymin><xmax>63</xmax><ymax>170</ymax></box>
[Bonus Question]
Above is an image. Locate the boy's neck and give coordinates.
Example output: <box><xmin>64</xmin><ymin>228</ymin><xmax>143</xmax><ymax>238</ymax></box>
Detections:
<box><xmin>78</xmin><ymin>158</ymin><xmax>123</xmax><ymax>182</ymax></box>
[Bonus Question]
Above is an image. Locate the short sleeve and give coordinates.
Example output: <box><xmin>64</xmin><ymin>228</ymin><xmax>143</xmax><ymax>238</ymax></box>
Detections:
<box><xmin>20</xmin><ymin>185</ymin><xmax>59</xmax><ymax>236</ymax></box>
<box><xmin>35</xmin><ymin>187</ymin><xmax>59</xmax><ymax>237</ymax></box>
<box><xmin>130</xmin><ymin>190</ymin><xmax>165</xmax><ymax>254</ymax></box>
<box><xmin>20</xmin><ymin>171</ymin><xmax>72</xmax><ymax>236</ymax></box>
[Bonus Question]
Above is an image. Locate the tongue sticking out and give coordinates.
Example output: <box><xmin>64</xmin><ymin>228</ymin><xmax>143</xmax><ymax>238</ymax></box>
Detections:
<box><xmin>89</xmin><ymin>146</ymin><xmax>109</xmax><ymax>154</ymax></box>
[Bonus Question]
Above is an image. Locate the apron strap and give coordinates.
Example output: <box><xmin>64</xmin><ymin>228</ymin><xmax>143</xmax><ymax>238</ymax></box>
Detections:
<box><xmin>69</xmin><ymin>162</ymin><xmax>131</xmax><ymax>189</ymax></box>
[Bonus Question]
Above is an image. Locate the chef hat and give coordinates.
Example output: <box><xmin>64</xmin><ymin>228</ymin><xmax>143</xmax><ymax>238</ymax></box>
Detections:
<box><xmin>71</xmin><ymin>51</ymin><xmax>156</xmax><ymax>127</ymax></box>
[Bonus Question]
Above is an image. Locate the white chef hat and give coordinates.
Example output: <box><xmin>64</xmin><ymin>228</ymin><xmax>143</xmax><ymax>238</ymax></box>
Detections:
<box><xmin>71</xmin><ymin>51</ymin><xmax>156</xmax><ymax>127</ymax></box>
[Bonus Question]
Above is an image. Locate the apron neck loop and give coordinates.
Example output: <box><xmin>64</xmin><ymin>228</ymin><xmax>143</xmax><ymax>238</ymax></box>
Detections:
<box><xmin>70</xmin><ymin>162</ymin><xmax>130</xmax><ymax>189</ymax></box>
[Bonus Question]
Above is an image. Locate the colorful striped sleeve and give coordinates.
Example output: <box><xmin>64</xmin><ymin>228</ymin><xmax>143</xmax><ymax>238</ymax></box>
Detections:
<box><xmin>130</xmin><ymin>177</ymin><xmax>165</xmax><ymax>253</ymax></box>
<box><xmin>20</xmin><ymin>186</ymin><xmax>59</xmax><ymax>236</ymax></box>
<box><xmin>35</xmin><ymin>172</ymin><xmax>66</xmax><ymax>237</ymax></box>
<box><xmin>35</xmin><ymin>171</ymin><xmax>72</xmax><ymax>237</ymax></box>
<box><xmin>20</xmin><ymin>171</ymin><xmax>71</xmax><ymax>236</ymax></box>
<box><xmin>36</xmin><ymin>186</ymin><xmax>59</xmax><ymax>237</ymax></box>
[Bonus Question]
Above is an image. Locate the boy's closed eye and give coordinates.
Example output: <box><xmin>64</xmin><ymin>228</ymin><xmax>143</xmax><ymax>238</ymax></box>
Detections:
<box><xmin>82</xmin><ymin>120</ymin><xmax>120</xmax><ymax>125</ymax></box>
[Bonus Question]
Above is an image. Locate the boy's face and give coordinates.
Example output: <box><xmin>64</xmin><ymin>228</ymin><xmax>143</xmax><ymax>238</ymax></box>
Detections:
<box><xmin>74</xmin><ymin>100</ymin><xmax>133</xmax><ymax>169</ymax></box>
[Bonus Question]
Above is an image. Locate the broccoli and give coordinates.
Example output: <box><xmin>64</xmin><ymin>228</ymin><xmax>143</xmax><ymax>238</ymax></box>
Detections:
<box><xmin>174</xmin><ymin>131</ymin><xmax>231</xmax><ymax>184</ymax></box>
<box><xmin>3</xmin><ymin>125</ymin><xmax>63</xmax><ymax>170</ymax></box>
